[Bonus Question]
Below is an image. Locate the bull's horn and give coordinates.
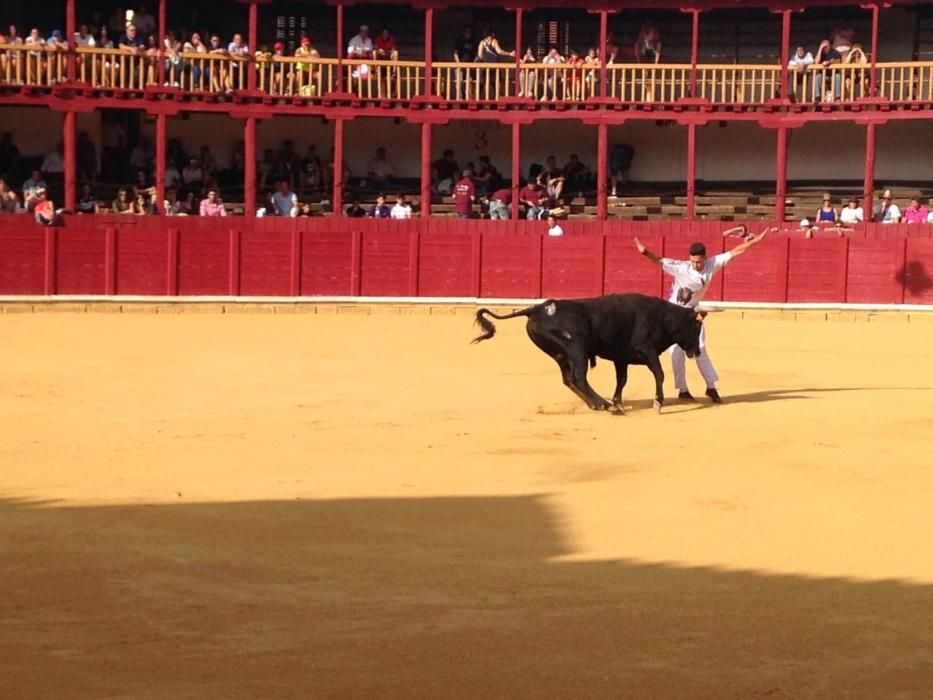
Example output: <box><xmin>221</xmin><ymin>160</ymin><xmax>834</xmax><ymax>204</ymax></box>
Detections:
<box><xmin>695</xmin><ymin>306</ymin><xmax>724</xmax><ymax>314</ymax></box>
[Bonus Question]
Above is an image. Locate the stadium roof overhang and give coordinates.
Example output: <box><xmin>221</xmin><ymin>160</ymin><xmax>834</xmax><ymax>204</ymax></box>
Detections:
<box><xmin>329</xmin><ymin>0</ymin><xmax>917</xmax><ymax>11</ymax></box>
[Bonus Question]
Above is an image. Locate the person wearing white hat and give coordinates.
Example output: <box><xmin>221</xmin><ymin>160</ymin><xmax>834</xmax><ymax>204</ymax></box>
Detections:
<box><xmin>871</xmin><ymin>189</ymin><xmax>900</xmax><ymax>224</ymax></box>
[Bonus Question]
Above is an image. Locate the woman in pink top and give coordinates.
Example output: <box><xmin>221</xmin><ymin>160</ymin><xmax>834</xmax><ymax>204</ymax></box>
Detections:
<box><xmin>901</xmin><ymin>197</ymin><xmax>929</xmax><ymax>224</ymax></box>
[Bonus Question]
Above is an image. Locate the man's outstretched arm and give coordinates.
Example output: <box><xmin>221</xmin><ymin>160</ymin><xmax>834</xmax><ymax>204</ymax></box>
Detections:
<box><xmin>634</xmin><ymin>237</ymin><xmax>662</xmax><ymax>265</ymax></box>
<box><xmin>728</xmin><ymin>228</ymin><xmax>771</xmax><ymax>260</ymax></box>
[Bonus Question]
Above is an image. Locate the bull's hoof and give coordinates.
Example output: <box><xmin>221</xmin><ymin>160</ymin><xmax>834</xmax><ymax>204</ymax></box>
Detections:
<box><xmin>591</xmin><ymin>402</ymin><xmax>612</xmax><ymax>411</ymax></box>
<box><xmin>653</xmin><ymin>399</ymin><xmax>663</xmax><ymax>413</ymax></box>
<box><xmin>608</xmin><ymin>403</ymin><xmax>625</xmax><ymax>415</ymax></box>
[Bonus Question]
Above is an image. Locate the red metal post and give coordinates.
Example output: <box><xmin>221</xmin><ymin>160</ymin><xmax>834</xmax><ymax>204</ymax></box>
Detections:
<box><xmin>248</xmin><ymin>0</ymin><xmax>258</xmax><ymax>91</ymax></box>
<box><xmin>336</xmin><ymin>3</ymin><xmax>345</xmax><ymax>94</ymax></box>
<box><xmin>599</xmin><ymin>10</ymin><xmax>608</xmax><ymax>98</ymax></box>
<box><xmin>686</xmin><ymin>122</ymin><xmax>696</xmax><ymax>220</ymax></box>
<box><xmin>244</xmin><ymin>116</ymin><xmax>256</xmax><ymax>216</ymax></box>
<box><xmin>690</xmin><ymin>9</ymin><xmax>700</xmax><ymax>97</ymax></box>
<box><xmin>869</xmin><ymin>3</ymin><xmax>880</xmax><ymax>96</ymax></box>
<box><xmin>779</xmin><ymin>10</ymin><xmax>790</xmax><ymax>100</ymax></box>
<box><xmin>63</xmin><ymin>111</ymin><xmax>76</xmax><ymax>211</ymax></box>
<box><xmin>775</xmin><ymin>126</ymin><xmax>788</xmax><ymax>223</ymax></box>
<box><xmin>514</xmin><ymin>8</ymin><xmax>523</xmax><ymax>97</ymax></box>
<box><xmin>424</xmin><ymin>8</ymin><xmax>434</xmax><ymax>98</ymax></box>
<box><xmin>334</xmin><ymin>117</ymin><xmax>344</xmax><ymax>216</ymax></box>
<box><xmin>420</xmin><ymin>122</ymin><xmax>432</xmax><ymax>218</ymax></box>
<box><xmin>66</xmin><ymin>0</ymin><xmax>76</xmax><ymax>82</ymax></box>
<box><xmin>155</xmin><ymin>112</ymin><xmax>166</xmax><ymax>213</ymax></box>
<box><xmin>158</xmin><ymin>0</ymin><xmax>166</xmax><ymax>85</ymax></box>
<box><xmin>863</xmin><ymin>122</ymin><xmax>876</xmax><ymax>209</ymax></box>
<box><xmin>511</xmin><ymin>121</ymin><xmax>520</xmax><ymax>220</ymax></box>
<box><xmin>597</xmin><ymin>122</ymin><xmax>608</xmax><ymax>220</ymax></box>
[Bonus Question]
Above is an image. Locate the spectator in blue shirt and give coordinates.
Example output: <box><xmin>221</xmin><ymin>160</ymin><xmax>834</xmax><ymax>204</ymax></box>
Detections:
<box><xmin>271</xmin><ymin>179</ymin><xmax>298</xmax><ymax>217</ymax></box>
<box><xmin>367</xmin><ymin>194</ymin><xmax>391</xmax><ymax>218</ymax></box>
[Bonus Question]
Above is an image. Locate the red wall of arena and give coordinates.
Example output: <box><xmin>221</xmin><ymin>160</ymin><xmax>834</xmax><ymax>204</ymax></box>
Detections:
<box><xmin>0</xmin><ymin>216</ymin><xmax>931</xmax><ymax>305</ymax></box>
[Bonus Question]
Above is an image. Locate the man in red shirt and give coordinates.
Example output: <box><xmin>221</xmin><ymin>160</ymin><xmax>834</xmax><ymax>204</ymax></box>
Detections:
<box><xmin>375</xmin><ymin>27</ymin><xmax>399</xmax><ymax>61</ymax></box>
<box><xmin>453</xmin><ymin>170</ymin><xmax>475</xmax><ymax>219</ymax></box>
<box><xmin>488</xmin><ymin>188</ymin><xmax>512</xmax><ymax>220</ymax></box>
<box><xmin>519</xmin><ymin>180</ymin><xmax>547</xmax><ymax>219</ymax></box>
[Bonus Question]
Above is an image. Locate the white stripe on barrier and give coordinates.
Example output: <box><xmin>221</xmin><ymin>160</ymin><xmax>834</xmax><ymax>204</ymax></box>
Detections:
<box><xmin>0</xmin><ymin>295</ymin><xmax>931</xmax><ymax>312</ymax></box>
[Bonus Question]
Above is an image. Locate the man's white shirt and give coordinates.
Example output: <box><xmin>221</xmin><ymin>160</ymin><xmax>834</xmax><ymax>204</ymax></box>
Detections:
<box><xmin>661</xmin><ymin>251</ymin><xmax>732</xmax><ymax>308</ymax></box>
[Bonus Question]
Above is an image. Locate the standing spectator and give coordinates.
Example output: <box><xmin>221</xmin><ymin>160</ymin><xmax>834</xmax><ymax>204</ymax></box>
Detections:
<box><xmin>323</xmin><ymin>146</ymin><xmax>351</xmax><ymax>191</ymax></box>
<box><xmin>77</xmin><ymin>183</ymin><xmax>98</xmax><ymax>214</ymax></box>
<box><xmin>276</xmin><ymin>140</ymin><xmax>301</xmax><ymax>191</ymax></box>
<box><xmin>520</xmin><ymin>47</ymin><xmax>538</xmax><ymax>98</ymax></box>
<box><xmin>227</xmin><ymin>33</ymin><xmax>249</xmax><ymax>90</ymax></box>
<box><xmin>111</xmin><ymin>188</ymin><xmax>133</xmax><ymax>213</ymax></box>
<box><xmin>345</xmin><ymin>199</ymin><xmax>366</xmax><ymax>217</ymax></box>
<box><xmin>182</xmin><ymin>157</ymin><xmax>203</xmax><ymax>195</ymax></box>
<box><xmin>164</xmin><ymin>159</ymin><xmax>181</xmax><ymax>190</ymax></box>
<box><xmin>199</xmin><ymin>145</ymin><xmax>218</xmax><ymax>190</ymax></box>
<box><xmin>75</xmin><ymin>23</ymin><xmax>97</xmax><ymax>47</ymax></box>
<box><xmin>294</xmin><ymin>36</ymin><xmax>320</xmax><ymax>96</ymax></box>
<box><xmin>118</xmin><ymin>23</ymin><xmax>145</xmax><ymax>51</ymax></box>
<box><xmin>207</xmin><ymin>35</ymin><xmax>229</xmax><ymax>92</ymax></box>
<box><xmin>541</xmin><ymin>46</ymin><xmax>565</xmax><ymax>101</ymax></box>
<box><xmin>432</xmin><ymin>149</ymin><xmax>459</xmax><ymax>194</ymax></box>
<box><xmin>163</xmin><ymin>31</ymin><xmax>183</xmax><ymax>86</ymax></box>
<box><xmin>390</xmin><ymin>194</ymin><xmax>412</xmax><ymax>219</ymax></box>
<box><xmin>366</xmin><ymin>147</ymin><xmax>395</xmax><ymax>190</ymax></box>
<box><xmin>453</xmin><ymin>171</ymin><xmax>475</xmax><ymax>219</ymax></box>
<box><xmin>871</xmin><ymin>189</ymin><xmax>901</xmax><ymax>224</ymax></box>
<box><xmin>520</xmin><ymin>180</ymin><xmax>547</xmax><ymax>220</ymax></box>
<box><xmin>813</xmin><ymin>39</ymin><xmax>842</xmax><ymax>101</ymax></box>
<box><xmin>452</xmin><ymin>26</ymin><xmax>475</xmax><ymax>99</ymax></box>
<box><xmin>98</xmin><ymin>26</ymin><xmax>114</xmax><ymax>49</ymax></box>
<box><xmin>788</xmin><ymin>45</ymin><xmax>813</xmax><ymax>100</ymax></box>
<box><xmin>0</xmin><ymin>132</ymin><xmax>20</xmax><ymax>178</ymax></box>
<box><xmin>540</xmin><ymin>156</ymin><xmax>565</xmax><ymax>203</ymax></box>
<box><xmin>609</xmin><ymin>143</ymin><xmax>635</xmax><ymax>197</ymax></box>
<box><xmin>901</xmin><ymin>197</ymin><xmax>929</xmax><ymax>224</ymax></box>
<box><xmin>563</xmin><ymin>154</ymin><xmax>591</xmax><ymax>196</ymax></box>
<box><xmin>183</xmin><ymin>32</ymin><xmax>208</xmax><ymax>89</ymax></box>
<box><xmin>473</xmin><ymin>155</ymin><xmax>501</xmax><ymax>195</ymax></box>
<box><xmin>367</xmin><ymin>194</ymin><xmax>391</xmax><ymax>218</ymax></box>
<box><xmin>300</xmin><ymin>146</ymin><xmax>322</xmax><ymax>190</ymax></box>
<box><xmin>41</xmin><ymin>144</ymin><xmax>65</xmax><ymax>178</ymax></box>
<box><xmin>546</xmin><ymin>214</ymin><xmax>564</xmax><ymax>237</ymax></box>
<box><xmin>101</xmin><ymin>116</ymin><xmax>127</xmax><ymax>180</ymax></box>
<box><xmin>347</xmin><ymin>25</ymin><xmax>374</xmax><ymax>59</ymax></box>
<box><xmin>77</xmin><ymin>132</ymin><xmax>97</xmax><ymax>184</ymax></box>
<box><xmin>487</xmin><ymin>188</ymin><xmax>512</xmax><ymax>220</ymax></box>
<box><xmin>258</xmin><ymin>148</ymin><xmax>276</xmax><ymax>191</ymax></box>
<box><xmin>33</xmin><ymin>187</ymin><xmax>62</xmax><ymax>226</ymax></box>
<box><xmin>375</xmin><ymin>27</ymin><xmax>399</xmax><ymax>61</ymax></box>
<box><xmin>815</xmin><ymin>193</ymin><xmax>838</xmax><ymax>224</ymax></box>
<box><xmin>475</xmin><ymin>28</ymin><xmax>514</xmax><ymax>62</ymax></box>
<box><xmin>839</xmin><ymin>196</ymin><xmax>863</xmax><ymax>225</ymax></box>
<box><xmin>129</xmin><ymin>137</ymin><xmax>154</xmax><ymax>174</ymax></box>
<box><xmin>271</xmin><ymin>179</ymin><xmax>299</xmax><ymax>217</ymax></box>
<box><xmin>133</xmin><ymin>5</ymin><xmax>156</xmax><ymax>38</ymax></box>
<box><xmin>199</xmin><ymin>188</ymin><xmax>227</xmax><ymax>217</ymax></box>
<box><xmin>634</xmin><ymin>21</ymin><xmax>662</xmax><ymax>63</ymax></box>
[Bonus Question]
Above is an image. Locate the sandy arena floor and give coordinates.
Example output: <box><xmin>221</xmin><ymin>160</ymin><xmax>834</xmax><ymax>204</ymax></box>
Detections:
<box><xmin>2</xmin><ymin>305</ymin><xmax>933</xmax><ymax>699</ymax></box>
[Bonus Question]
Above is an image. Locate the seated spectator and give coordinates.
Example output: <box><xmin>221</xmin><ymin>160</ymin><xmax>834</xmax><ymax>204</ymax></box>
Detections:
<box><xmin>181</xmin><ymin>191</ymin><xmax>198</xmax><ymax>215</ymax></box>
<box><xmin>390</xmin><ymin>194</ymin><xmax>412</xmax><ymax>219</ymax></box>
<box><xmin>199</xmin><ymin>188</ymin><xmax>227</xmax><ymax>217</ymax></box>
<box><xmin>432</xmin><ymin>149</ymin><xmax>459</xmax><ymax>194</ymax></box>
<box><xmin>546</xmin><ymin>214</ymin><xmax>564</xmax><ymax>237</ymax></box>
<box><xmin>453</xmin><ymin>171</ymin><xmax>475</xmax><ymax>219</ymax></box>
<box><xmin>164</xmin><ymin>187</ymin><xmax>184</xmax><ymax>215</ymax></box>
<box><xmin>132</xmin><ymin>190</ymin><xmax>153</xmax><ymax>215</ymax></box>
<box><xmin>473</xmin><ymin>155</ymin><xmax>501</xmax><ymax>195</ymax></box>
<box><xmin>33</xmin><ymin>187</ymin><xmax>62</xmax><ymax>226</ymax></box>
<box><xmin>871</xmin><ymin>189</ymin><xmax>900</xmax><ymax>224</ymax></box>
<box><xmin>22</xmin><ymin>170</ymin><xmax>47</xmax><ymax>204</ymax></box>
<box><xmin>583</xmin><ymin>47</ymin><xmax>599</xmax><ymax>95</ymax></box>
<box><xmin>271</xmin><ymin>179</ymin><xmax>299</xmax><ymax>217</ymax></box>
<box><xmin>182</xmin><ymin>157</ymin><xmax>203</xmax><ymax>195</ymax></box>
<box><xmin>366</xmin><ymin>147</ymin><xmax>395</xmax><ymax>189</ymax></box>
<box><xmin>345</xmin><ymin>200</ymin><xmax>366</xmax><ymax>217</ymax></box>
<box><xmin>541</xmin><ymin>47</ymin><xmax>565</xmax><ymax>101</ymax></box>
<box><xmin>375</xmin><ymin>27</ymin><xmax>399</xmax><ymax>61</ymax></box>
<box><xmin>839</xmin><ymin>196</ymin><xmax>863</xmax><ymax>225</ymax></box>
<box><xmin>163</xmin><ymin>32</ymin><xmax>182</xmax><ymax>86</ymax></box>
<box><xmin>815</xmin><ymin>193</ymin><xmax>838</xmax><ymax>224</ymax></box>
<box><xmin>563</xmin><ymin>154</ymin><xmax>591</xmax><ymax>196</ymax></box>
<box><xmin>98</xmin><ymin>26</ymin><xmax>114</xmax><ymax>49</ymax></box>
<box><xmin>520</xmin><ymin>180</ymin><xmax>547</xmax><ymax>220</ymax></box>
<box><xmin>901</xmin><ymin>197</ymin><xmax>928</xmax><ymax>224</ymax></box>
<box><xmin>182</xmin><ymin>32</ymin><xmax>208</xmax><ymax>89</ymax></box>
<box><xmin>300</xmin><ymin>146</ymin><xmax>322</xmax><ymax>190</ymax></box>
<box><xmin>475</xmin><ymin>28</ymin><xmax>514</xmax><ymax>62</ymax></box>
<box><xmin>0</xmin><ymin>179</ymin><xmax>22</xmax><ymax>213</ymax></box>
<box><xmin>347</xmin><ymin>25</ymin><xmax>374</xmax><ymax>60</ymax></box>
<box><xmin>519</xmin><ymin>47</ymin><xmax>538</xmax><ymax>97</ymax></box>
<box><xmin>134</xmin><ymin>168</ymin><xmax>152</xmax><ymax>191</ymax></box>
<box><xmin>487</xmin><ymin>188</ymin><xmax>512</xmax><ymax>220</ymax></box>
<box><xmin>207</xmin><ymin>35</ymin><xmax>229</xmax><ymax>92</ymax></box>
<box><xmin>111</xmin><ymin>188</ymin><xmax>134</xmax><ymax>214</ymax></box>
<box><xmin>47</xmin><ymin>29</ymin><xmax>69</xmax><ymax>52</ymax></box>
<box><xmin>609</xmin><ymin>143</ymin><xmax>635</xmax><ymax>197</ymax></box>
<box><xmin>539</xmin><ymin>156</ymin><xmax>565</xmax><ymax>203</ymax></box>
<box><xmin>367</xmin><ymin>194</ymin><xmax>391</xmax><ymax>218</ymax></box>
<box><xmin>634</xmin><ymin>21</ymin><xmax>662</xmax><ymax>63</ymax></box>
<box><xmin>77</xmin><ymin>183</ymin><xmax>98</xmax><ymax>214</ymax></box>
<box><xmin>294</xmin><ymin>36</ymin><xmax>321</xmax><ymax>96</ymax></box>
<box><xmin>118</xmin><ymin>23</ymin><xmax>145</xmax><ymax>51</ymax></box>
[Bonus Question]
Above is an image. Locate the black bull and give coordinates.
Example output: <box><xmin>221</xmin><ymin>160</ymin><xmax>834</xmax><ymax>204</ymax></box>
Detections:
<box><xmin>472</xmin><ymin>293</ymin><xmax>706</xmax><ymax>414</ymax></box>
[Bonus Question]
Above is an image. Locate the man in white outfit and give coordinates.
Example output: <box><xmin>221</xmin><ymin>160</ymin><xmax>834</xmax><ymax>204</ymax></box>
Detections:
<box><xmin>634</xmin><ymin>230</ymin><xmax>770</xmax><ymax>403</ymax></box>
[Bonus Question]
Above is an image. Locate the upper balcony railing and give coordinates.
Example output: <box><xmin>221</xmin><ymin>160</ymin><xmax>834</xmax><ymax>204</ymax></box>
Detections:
<box><xmin>2</xmin><ymin>45</ymin><xmax>933</xmax><ymax>107</ymax></box>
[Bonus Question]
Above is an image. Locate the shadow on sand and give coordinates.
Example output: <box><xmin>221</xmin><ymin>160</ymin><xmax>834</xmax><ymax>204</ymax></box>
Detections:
<box><xmin>2</xmin><ymin>494</ymin><xmax>932</xmax><ymax>698</ymax></box>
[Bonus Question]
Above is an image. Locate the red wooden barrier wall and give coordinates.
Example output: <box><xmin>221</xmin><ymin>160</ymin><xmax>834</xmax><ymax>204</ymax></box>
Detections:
<box><xmin>1</xmin><ymin>215</ymin><xmax>932</xmax><ymax>305</ymax></box>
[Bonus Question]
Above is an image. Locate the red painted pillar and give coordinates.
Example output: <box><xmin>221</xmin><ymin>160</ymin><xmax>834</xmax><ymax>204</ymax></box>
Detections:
<box><xmin>599</xmin><ymin>10</ymin><xmax>608</xmax><ymax>98</ymax></box>
<box><xmin>336</xmin><ymin>3</ymin><xmax>345</xmax><ymax>94</ymax></box>
<box><xmin>155</xmin><ymin>112</ymin><xmax>166</xmax><ymax>214</ymax></box>
<box><xmin>597</xmin><ymin>122</ymin><xmax>608</xmax><ymax>220</ymax></box>
<box><xmin>158</xmin><ymin>0</ymin><xmax>166</xmax><ymax>85</ymax></box>
<box><xmin>66</xmin><ymin>0</ymin><xmax>76</xmax><ymax>82</ymax></box>
<box><xmin>244</xmin><ymin>116</ymin><xmax>256</xmax><ymax>217</ymax></box>
<box><xmin>424</xmin><ymin>8</ymin><xmax>434</xmax><ymax>98</ymax></box>
<box><xmin>775</xmin><ymin>126</ymin><xmax>788</xmax><ymax>223</ymax></box>
<box><xmin>63</xmin><ymin>111</ymin><xmax>76</xmax><ymax>211</ymax></box>
<box><xmin>334</xmin><ymin>117</ymin><xmax>344</xmax><ymax>217</ymax></box>
<box><xmin>869</xmin><ymin>3</ymin><xmax>880</xmax><ymax>97</ymax></box>
<box><xmin>690</xmin><ymin>9</ymin><xmax>700</xmax><ymax>97</ymax></box>
<box><xmin>420</xmin><ymin>122</ymin><xmax>432</xmax><ymax>218</ymax></box>
<box><xmin>686</xmin><ymin>123</ymin><xmax>696</xmax><ymax>220</ymax></box>
<box><xmin>514</xmin><ymin>8</ymin><xmax>523</xmax><ymax>97</ymax></box>
<box><xmin>511</xmin><ymin>121</ymin><xmax>520</xmax><ymax>220</ymax></box>
<box><xmin>863</xmin><ymin>122</ymin><xmax>876</xmax><ymax>208</ymax></box>
<box><xmin>779</xmin><ymin>10</ymin><xmax>790</xmax><ymax>100</ymax></box>
<box><xmin>248</xmin><ymin>0</ymin><xmax>258</xmax><ymax>91</ymax></box>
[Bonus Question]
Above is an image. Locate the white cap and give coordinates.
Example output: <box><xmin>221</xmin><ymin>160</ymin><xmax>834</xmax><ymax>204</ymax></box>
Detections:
<box><xmin>799</xmin><ymin>218</ymin><xmax>810</xmax><ymax>227</ymax></box>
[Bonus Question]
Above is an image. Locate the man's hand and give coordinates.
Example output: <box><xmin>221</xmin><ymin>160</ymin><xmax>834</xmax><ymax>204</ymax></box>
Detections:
<box><xmin>634</xmin><ymin>237</ymin><xmax>646</xmax><ymax>254</ymax></box>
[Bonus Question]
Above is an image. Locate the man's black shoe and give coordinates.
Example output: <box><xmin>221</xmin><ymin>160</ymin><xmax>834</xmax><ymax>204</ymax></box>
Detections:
<box><xmin>705</xmin><ymin>388</ymin><xmax>723</xmax><ymax>404</ymax></box>
<box><xmin>678</xmin><ymin>391</ymin><xmax>695</xmax><ymax>401</ymax></box>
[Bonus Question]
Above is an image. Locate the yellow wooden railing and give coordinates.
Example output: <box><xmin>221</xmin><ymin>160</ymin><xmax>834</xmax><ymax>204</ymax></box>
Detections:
<box><xmin>3</xmin><ymin>46</ymin><xmax>933</xmax><ymax>106</ymax></box>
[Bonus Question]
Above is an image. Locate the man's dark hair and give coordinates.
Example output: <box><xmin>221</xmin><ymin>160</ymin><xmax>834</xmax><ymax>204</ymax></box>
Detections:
<box><xmin>443</xmin><ymin>149</ymin><xmax>454</xmax><ymax>158</ymax></box>
<box><xmin>689</xmin><ymin>242</ymin><xmax>707</xmax><ymax>257</ymax></box>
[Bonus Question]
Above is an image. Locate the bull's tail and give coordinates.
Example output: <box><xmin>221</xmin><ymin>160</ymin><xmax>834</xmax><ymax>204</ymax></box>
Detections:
<box><xmin>472</xmin><ymin>302</ymin><xmax>552</xmax><ymax>344</ymax></box>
